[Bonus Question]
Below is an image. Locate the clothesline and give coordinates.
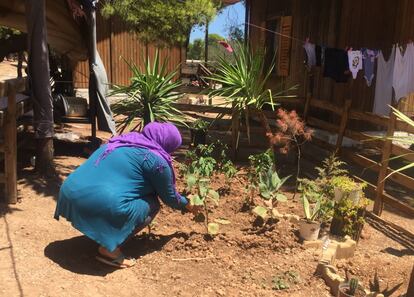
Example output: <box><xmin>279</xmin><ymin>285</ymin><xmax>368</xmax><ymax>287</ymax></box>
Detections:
<box><xmin>246</xmin><ymin>22</ymin><xmax>305</xmax><ymax>44</ymax></box>
<box><xmin>227</xmin><ymin>22</ymin><xmax>414</xmax><ymax>116</ymax></box>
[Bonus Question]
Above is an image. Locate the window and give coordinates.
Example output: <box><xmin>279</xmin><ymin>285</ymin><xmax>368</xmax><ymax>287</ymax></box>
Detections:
<box><xmin>264</xmin><ymin>16</ymin><xmax>292</xmax><ymax>77</ymax></box>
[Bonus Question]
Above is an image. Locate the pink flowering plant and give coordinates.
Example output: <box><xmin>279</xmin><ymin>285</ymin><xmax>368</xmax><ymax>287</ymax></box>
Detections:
<box><xmin>267</xmin><ymin>108</ymin><xmax>313</xmax><ymax>195</ymax></box>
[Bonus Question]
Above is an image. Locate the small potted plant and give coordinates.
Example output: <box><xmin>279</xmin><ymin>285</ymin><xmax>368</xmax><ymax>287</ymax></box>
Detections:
<box><xmin>331</xmin><ymin>176</ymin><xmax>365</xmax><ymax>205</ymax></box>
<box><xmin>299</xmin><ymin>195</ymin><xmax>321</xmax><ymax>241</ymax></box>
<box><xmin>338</xmin><ymin>278</ymin><xmax>366</xmax><ymax>297</ymax></box>
<box><xmin>330</xmin><ymin>195</ymin><xmax>368</xmax><ymax>241</ymax></box>
<box><xmin>190</xmin><ymin>119</ymin><xmax>209</xmax><ymax>146</ymax></box>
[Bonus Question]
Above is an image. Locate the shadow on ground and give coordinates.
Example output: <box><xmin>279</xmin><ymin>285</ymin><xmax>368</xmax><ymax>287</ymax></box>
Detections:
<box><xmin>44</xmin><ymin>231</ymin><xmax>188</xmax><ymax>276</ymax></box>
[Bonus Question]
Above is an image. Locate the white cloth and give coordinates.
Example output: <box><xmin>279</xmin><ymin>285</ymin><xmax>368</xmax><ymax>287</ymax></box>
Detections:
<box><xmin>348</xmin><ymin>50</ymin><xmax>363</xmax><ymax>79</ymax></box>
<box><xmin>373</xmin><ymin>46</ymin><xmax>395</xmax><ymax>116</ymax></box>
<box><xmin>303</xmin><ymin>42</ymin><xmax>316</xmax><ymax>68</ymax></box>
<box><xmin>393</xmin><ymin>43</ymin><xmax>414</xmax><ymax>101</ymax></box>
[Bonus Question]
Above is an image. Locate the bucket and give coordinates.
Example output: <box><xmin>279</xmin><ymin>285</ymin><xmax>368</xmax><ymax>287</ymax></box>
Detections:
<box><xmin>299</xmin><ymin>219</ymin><xmax>321</xmax><ymax>241</ymax></box>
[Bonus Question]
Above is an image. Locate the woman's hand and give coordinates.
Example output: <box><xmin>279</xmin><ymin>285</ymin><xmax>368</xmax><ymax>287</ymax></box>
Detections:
<box><xmin>185</xmin><ymin>204</ymin><xmax>203</xmax><ymax>215</ymax></box>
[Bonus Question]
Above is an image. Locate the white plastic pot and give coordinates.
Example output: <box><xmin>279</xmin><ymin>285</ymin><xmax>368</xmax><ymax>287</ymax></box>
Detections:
<box><xmin>299</xmin><ymin>219</ymin><xmax>321</xmax><ymax>241</ymax></box>
<box><xmin>334</xmin><ymin>188</ymin><xmax>361</xmax><ymax>205</ymax></box>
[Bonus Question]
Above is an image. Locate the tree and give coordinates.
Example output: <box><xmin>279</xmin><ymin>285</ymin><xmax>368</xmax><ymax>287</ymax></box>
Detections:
<box><xmin>0</xmin><ymin>26</ymin><xmax>21</xmax><ymax>39</ymax></box>
<box><xmin>101</xmin><ymin>0</ymin><xmax>221</xmax><ymax>46</ymax></box>
<box><xmin>188</xmin><ymin>38</ymin><xmax>204</xmax><ymax>60</ymax></box>
<box><xmin>228</xmin><ymin>26</ymin><xmax>244</xmax><ymax>43</ymax></box>
<box><xmin>187</xmin><ymin>34</ymin><xmax>229</xmax><ymax>61</ymax></box>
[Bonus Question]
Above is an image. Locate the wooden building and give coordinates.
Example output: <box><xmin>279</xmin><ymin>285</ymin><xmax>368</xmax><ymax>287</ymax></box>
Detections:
<box><xmin>242</xmin><ymin>0</ymin><xmax>414</xmax><ymax>250</ymax></box>
<box><xmin>73</xmin><ymin>12</ymin><xmax>184</xmax><ymax>88</ymax></box>
<box><xmin>246</xmin><ymin>0</ymin><xmax>414</xmax><ymax>114</ymax></box>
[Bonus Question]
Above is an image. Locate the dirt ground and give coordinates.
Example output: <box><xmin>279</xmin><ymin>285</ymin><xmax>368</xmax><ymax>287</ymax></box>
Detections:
<box><xmin>0</xmin><ymin>128</ymin><xmax>413</xmax><ymax>297</ymax></box>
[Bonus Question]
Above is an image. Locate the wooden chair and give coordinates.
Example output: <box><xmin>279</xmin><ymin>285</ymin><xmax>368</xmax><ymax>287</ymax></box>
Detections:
<box><xmin>0</xmin><ymin>78</ymin><xmax>30</xmax><ymax>204</ymax></box>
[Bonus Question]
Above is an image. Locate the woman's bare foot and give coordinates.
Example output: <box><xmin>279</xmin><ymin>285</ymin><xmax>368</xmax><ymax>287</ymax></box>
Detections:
<box><xmin>97</xmin><ymin>246</ymin><xmax>136</xmax><ymax>268</ymax></box>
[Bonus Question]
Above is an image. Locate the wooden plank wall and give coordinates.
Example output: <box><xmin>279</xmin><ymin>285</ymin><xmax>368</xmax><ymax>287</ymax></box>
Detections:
<box><xmin>249</xmin><ymin>0</ymin><xmax>414</xmax><ymax>119</ymax></box>
<box><xmin>73</xmin><ymin>13</ymin><xmax>183</xmax><ymax>88</ymax></box>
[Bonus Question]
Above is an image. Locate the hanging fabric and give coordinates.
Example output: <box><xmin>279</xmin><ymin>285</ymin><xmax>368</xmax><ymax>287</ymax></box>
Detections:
<box><xmin>303</xmin><ymin>41</ymin><xmax>316</xmax><ymax>68</ymax></box>
<box><xmin>362</xmin><ymin>49</ymin><xmax>378</xmax><ymax>87</ymax></box>
<box><xmin>392</xmin><ymin>43</ymin><xmax>414</xmax><ymax>101</ymax></box>
<box><xmin>315</xmin><ymin>45</ymin><xmax>324</xmax><ymax>66</ymax></box>
<box><xmin>348</xmin><ymin>50</ymin><xmax>363</xmax><ymax>79</ymax></box>
<box><xmin>323</xmin><ymin>48</ymin><xmax>350</xmax><ymax>83</ymax></box>
<box><xmin>373</xmin><ymin>46</ymin><xmax>396</xmax><ymax>116</ymax></box>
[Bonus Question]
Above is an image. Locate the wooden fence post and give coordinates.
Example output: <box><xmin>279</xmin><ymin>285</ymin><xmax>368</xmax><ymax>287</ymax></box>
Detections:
<box><xmin>4</xmin><ymin>82</ymin><xmax>18</xmax><ymax>204</ymax></box>
<box><xmin>407</xmin><ymin>264</ymin><xmax>414</xmax><ymax>297</ymax></box>
<box><xmin>373</xmin><ymin>104</ymin><xmax>397</xmax><ymax>215</ymax></box>
<box><xmin>335</xmin><ymin>99</ymin><xmax>352</xmax><ymax>152</ymax></box>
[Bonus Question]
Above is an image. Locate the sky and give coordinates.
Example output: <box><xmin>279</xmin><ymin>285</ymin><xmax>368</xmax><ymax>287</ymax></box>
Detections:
<box><xmin>189</xmin><ymin>2</ymin><xmax>245</xmax><ymax>42</ymax></box>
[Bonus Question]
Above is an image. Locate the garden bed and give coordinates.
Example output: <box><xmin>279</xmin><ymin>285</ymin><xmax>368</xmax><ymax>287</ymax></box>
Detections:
<box><xmin>0</xmin><ymin>130</ymin><xmax>412</xmax><ymax>296</ymax></box>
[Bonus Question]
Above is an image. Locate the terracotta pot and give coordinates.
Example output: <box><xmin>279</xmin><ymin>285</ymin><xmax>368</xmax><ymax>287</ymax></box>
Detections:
<box><xmin>299</xmin><ymin>219</ymin><xmax>320</xmax><ymax>241</ymax></box>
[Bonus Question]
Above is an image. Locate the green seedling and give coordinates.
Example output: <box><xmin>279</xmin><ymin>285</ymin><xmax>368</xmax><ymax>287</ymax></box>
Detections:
<box><xmin>187</xmin><ymin>173</ymin><xmax>220</xmax><ymax>235</ymax></box>
<box><xmin>252</xmin><ymin>169</ymin><xmax>289</xmax><ymax>222</ymax></box>
<box><xmin>245</xmin><ymin>150</ymin><xmax>274</xmax><ymax>206</ymax></box>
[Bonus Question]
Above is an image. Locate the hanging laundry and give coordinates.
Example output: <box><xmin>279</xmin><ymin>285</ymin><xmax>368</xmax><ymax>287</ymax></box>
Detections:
<box><xmin>323</xmin><ymin>48</ymin><xmax>350</xmax><ymax>83</ymax></box>
<box><xmin>347</xmin><ymin>50</ymin><xmax>363</xmax><ymax>79</ymax></box>
<box><xmin>303</xmin><ymin>41</ymin><xmax>316</xmax><ymax>67</ymax></box>
<box><xmin>315</xmin><ymin>45</ymin><xmax>325</xmax><ymax>66</ymax></box>
<box><xmin>373</xmin><ymin>46</ymin><xmax>395</xmax><ymax>116</ymax></box>
<box><xmin>362</xmin><ymin>49</ymin><xmax>378</xmax><ymax>87</ymax></box>
<box><xmin>392</xmin><ymin>43</ymin><xmax>414</xmax><ymax>101</ymax></box>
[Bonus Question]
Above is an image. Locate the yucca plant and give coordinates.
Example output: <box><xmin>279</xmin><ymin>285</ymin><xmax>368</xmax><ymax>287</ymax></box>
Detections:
<box><xmin>111</xmin><ymin>51</ymin><xmax>186</xmax><ymax>133</ymax></box>
<box><xmin>207</xmin><ymin>42</ymin><xmax>297</xmax><ymax>145</ymax></box>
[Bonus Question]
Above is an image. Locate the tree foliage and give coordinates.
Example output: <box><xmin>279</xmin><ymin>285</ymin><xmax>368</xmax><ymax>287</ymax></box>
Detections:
<box><xmin>102</xmin><ymin>0</ymin><xmax>220</xmax><ymax>45</ymax></box>
<box><xmin>0</xmin><ymin>26</ymin><xmax>21</xmax><ymax>39</ymax></box>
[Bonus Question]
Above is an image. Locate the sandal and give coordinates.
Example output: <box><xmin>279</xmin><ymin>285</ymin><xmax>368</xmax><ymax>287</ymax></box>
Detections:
<box><xmin>95</xmin><ymin>253</ymin><xmax>136</xmax><ymax>269</ymax></box>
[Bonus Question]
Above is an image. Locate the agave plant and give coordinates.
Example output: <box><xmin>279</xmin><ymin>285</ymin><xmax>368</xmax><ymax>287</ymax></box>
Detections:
<box><xmin>111</xmin><ymin>51</ymin><xmax>186</xmax><ymax>132</ymax></box>
<box><xmin>207</xmin><ymin>42</ymin><xmax>297</xmax><ymax>144</ymax></box>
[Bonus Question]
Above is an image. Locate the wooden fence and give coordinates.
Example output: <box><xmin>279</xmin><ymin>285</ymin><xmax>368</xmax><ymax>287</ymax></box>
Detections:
<box><xmin>73</xmin><ymin>14</ymin><xmax>183</xmax><ymax>88</ymax></box>
<box><xmin>174</xmin><ymin>88</ymin><xmax>414</xmax><ymax>221</ymax></box>
<box><xmin>301</xmin><ymin>94</ymin><xmax>414</xmax><ymax>219</ymax></box>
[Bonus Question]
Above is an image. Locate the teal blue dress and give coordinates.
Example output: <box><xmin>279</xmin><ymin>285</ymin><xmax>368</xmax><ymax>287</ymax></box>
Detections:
<box><xmin>54</xmin><ymin>145</ymin><xmax>188</xmax><ymax>252</ymax></box>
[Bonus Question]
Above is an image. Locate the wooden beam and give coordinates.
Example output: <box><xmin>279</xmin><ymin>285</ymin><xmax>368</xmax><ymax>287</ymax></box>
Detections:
<box><xmin>348</xmin><ymin>109</ymin><xmax>414</xmax><ymax>134</ymax></box>
<box><xmin>391</xmin><ymin>145</ymin><xmax>414</xmax><ymax>163</ymax></box>
<box><xmin>309</xmin><ymin>98</ymin><xmax>343</xmax><ymax>115</ymax></box>
<box><xmin>341</xmin><ymin>149</ymin><xmax>414</xmax><ymax>190</ymax></box>
<box><xmin>307</xmin><ymin>116</ymin><xmax>339</xmax><ymax>134</ymax></box>
<box><xmin>4</xmin><ymin>82</ymin><xmax>18</xmax><ymax>204</ymax></box>
<box><xmin>352</xmin><ymin>175</ymin><xmax>414</xmax><ymax>217</ymax></box>
<box><xmin>366</xmin><ymin>212</ymin><xmax>414</xmax><ymax>244</ymax></box>
<box><xmin>374</xmin><ymin>106</ymin><xmax>397</xmax><ymax>215</ymax></box>
<box><xmin>408</xmin><ymin>264</ymin><xmax>414</xmax><ymax>297</ymax></box>
<box><xmin>348</xmin><ymin>110</ymin><xmax>389</xmax><ymax>128</ymax></box>
<box><xmin>303</xmin><ymin>70</ymin><xmax>312</xmax><ymax>121</ymax></box>
<box><xmin>335</xmin><ymin>99</ymin><xmax>352</xmax><ymax>151</ymax></box>
<box><xmin>0</xmin><ymin>173</ymin><xmax>5</xmax><ymax>183</ymax></box>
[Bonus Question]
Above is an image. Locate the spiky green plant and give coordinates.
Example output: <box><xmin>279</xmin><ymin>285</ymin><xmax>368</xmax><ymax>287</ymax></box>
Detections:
<box><xmin>384</xmin><ymin>107</ymin><xmax>414</xmax><ymax>179</ymax></box>
<box><xmin>111</xmin><ymin>51</ymin><xmax>186</xmax><ymax>132</ymax></box>
<box><xmin>207</xmin><ymin>42</ymin><xmax>297</xmax><ymax>144</ymax></box>
<box><xmin>302</xmin><ymin>195</ymin><xmax>321</xmax><ymax>222</ymax></box>
<box><xmin>348</xmin><ymin>278</ymin><xmax>359</xmax><ymax>296</ymax></box>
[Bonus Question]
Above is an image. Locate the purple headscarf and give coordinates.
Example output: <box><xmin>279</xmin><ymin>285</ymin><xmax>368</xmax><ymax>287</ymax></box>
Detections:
<box><xmin>96</xmin><ymin>122</ymin><xmax>182</xmax><ymax>183</ymax></box>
